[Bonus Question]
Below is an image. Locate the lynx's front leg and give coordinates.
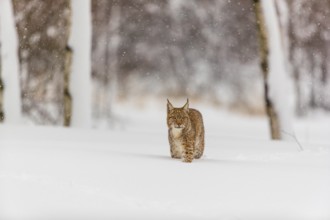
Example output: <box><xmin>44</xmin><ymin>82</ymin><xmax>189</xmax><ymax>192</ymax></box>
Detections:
<box><xmin>170</xmin><ymin>143</ymin><xmax>181</xmax><ymax>159</ymax></box>
<box><xmin>169</xmin><ymin>131</ymin><xmax>181</xmax><ymax>159</ymax></box>
<box><xmin>182</xmin><ymin>141</ymin><xmax>194</xmax><ymax>163</ymax></box>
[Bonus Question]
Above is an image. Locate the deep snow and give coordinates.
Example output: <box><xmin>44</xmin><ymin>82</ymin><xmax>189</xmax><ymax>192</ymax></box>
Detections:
<box><xmin>0</xmin><ymin>107</ymin><xmax>329</xmax><ymax>220</ymax></box>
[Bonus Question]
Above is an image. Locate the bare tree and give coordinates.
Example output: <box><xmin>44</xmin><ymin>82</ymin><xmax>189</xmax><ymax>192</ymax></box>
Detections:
<box><xmin>63</xmin><ymin>46</ymin><xmax>72</xmax><ymax>126</ymax></box>
<box><xmin>0</xmin><ymin>35</ymin><xmax>3</xmax><ymax>122</ymax></box>
<box><xmin>253</xmin><ymin>0</ymin><xmax>281</xmax><ymax>139</ymax></box>
<box><xmin>12</xmin><ymin>0</ymin><xmax>71</xmax><ymax>125</ymax></box>
<box><xmin>69</xmin><ymin>0</ymin><xmax>92</xmax><ymax>128</ymax></box>
<box><xmin>0</xmin><ymin>0</ymin><xmax>23</xmax><ymax>124</ymax></box>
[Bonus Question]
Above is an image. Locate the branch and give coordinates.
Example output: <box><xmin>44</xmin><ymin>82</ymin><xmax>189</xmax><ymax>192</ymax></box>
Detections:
<box><xmin>281</xmin><ymin>130</ymin><xmax>304</xmax><ymax>151</ymax></box>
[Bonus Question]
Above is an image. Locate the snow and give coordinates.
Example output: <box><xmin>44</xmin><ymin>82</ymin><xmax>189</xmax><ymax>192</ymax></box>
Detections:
<box><xmin>68</xmin><ymin>0</ymin><xmax>92</xmax><ymax>128</ymax></box>
<box><xmin>0</xmin><ymin>0</ymin><xmax>23</xmax><ymax>124</ymax></box>
<box><xmin>261</xmin><ymin>0</ymin><xmax>295</xmax><ymax>139</ymax></box>
<box><xmin>1</xmin><ymin>106</ymin><xmax>329</xmax><ymax>220</ymax></box>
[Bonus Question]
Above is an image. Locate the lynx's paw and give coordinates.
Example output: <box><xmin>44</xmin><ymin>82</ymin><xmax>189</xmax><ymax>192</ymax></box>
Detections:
<box><xmin>182</xmin><ymin>157</ymin><xmax>193</xmax><ymax>163</ymax></box>
<box><xmin>194</xmin><ymin>151</ymin><xmax>203</xmax><ymax>159</ymax></box>
<box><xmin>171</xmin><ymin>154</ymin><xmax>181</xmax><ymax>159</ymax></box>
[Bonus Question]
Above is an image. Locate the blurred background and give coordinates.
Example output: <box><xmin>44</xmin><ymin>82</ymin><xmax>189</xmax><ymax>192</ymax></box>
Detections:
<box><xmin>1</xmin><ymin>0</ymin><xmax>330</xmax><ymax>127</ymax></box>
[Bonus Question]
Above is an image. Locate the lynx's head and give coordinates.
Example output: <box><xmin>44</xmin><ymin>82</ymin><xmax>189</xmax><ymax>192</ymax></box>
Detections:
<box><xmin>167</xmin><ymin>99</ymin><xmax>190</xmax><ymax>130</ymax></box>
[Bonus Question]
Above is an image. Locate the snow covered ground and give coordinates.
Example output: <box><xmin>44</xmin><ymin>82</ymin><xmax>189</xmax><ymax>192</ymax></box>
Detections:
<box><xmin>0</xmin><ymin>105</ymin><xmax>330</xmax><ymax>220</ymax></box>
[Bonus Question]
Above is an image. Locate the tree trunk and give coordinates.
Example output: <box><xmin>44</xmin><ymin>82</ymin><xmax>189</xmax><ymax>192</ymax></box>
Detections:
<box><xmin>253</xmin><ymin>0</ymin><xmax>281</xmax><ymax>139</ymax></box>
<box><xmin>0</xmin><ymin>40</ymin><xmax>3</xmax><ymax>122</ymax></box>
<box><xmin>0</xmin><ymin>0</ymin><xmax>23</xmax><ymax>124</ymax></box>
<box><xmin>69</xmin><ymin>0</ymin><xmax>92</xmax><ymax>128</ymax></box>
<box><xmin>309</xmin><ymin>60</ymin><xmax>316</xmax><ymax>109</ymax></box>
<box><xmin>64</xmin><ymin>46</ymin><xmax>73</xmax><ymax>126</ymax></box>
<box><xmin>0</xmin><ymin>80</ymin><xmax>3</xmax><ymax>122</ymax></box>
<box><xmin>12</xmin><ymin>0</ymin><xmax>71</xmax><ymax>125</ymax></box>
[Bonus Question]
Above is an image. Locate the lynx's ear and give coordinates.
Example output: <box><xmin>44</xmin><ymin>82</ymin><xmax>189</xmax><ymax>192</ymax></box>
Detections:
<box><xmin>167</xmin><ymin>99</ymin><xmax>174</xmax><ymax>111</ymax></box>
<box><xmin>183</xmin><ymin>99</ymin><xmax>189</xmax><ymax>112</ymax></box>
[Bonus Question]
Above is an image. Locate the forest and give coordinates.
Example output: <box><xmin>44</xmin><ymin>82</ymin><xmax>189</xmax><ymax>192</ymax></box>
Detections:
<box><xmin>1</xmin><ymin>0</ymin><xmax>329</xmax><ymax>128</ymax></box>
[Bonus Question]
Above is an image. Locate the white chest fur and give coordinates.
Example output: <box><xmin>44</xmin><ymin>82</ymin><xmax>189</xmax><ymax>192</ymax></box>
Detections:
<box><xmin>171</xmin><ymin>128</ymin><xmax>182</xmax><ymax>138</ymax></box>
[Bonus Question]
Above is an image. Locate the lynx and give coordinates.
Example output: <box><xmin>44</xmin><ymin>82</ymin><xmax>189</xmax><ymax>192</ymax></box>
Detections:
<box><xmin>167</xmin><ymin>99</ymin><xmax>205</xmax><ymax>163</ymax></box>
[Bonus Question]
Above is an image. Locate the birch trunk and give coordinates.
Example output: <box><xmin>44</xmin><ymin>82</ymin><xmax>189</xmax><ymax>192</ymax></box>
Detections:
<box><xmin>253</xmin><ymin>0</ymin><xmax>281</xmax><ymax>139</ymax></box>
<box><xmin>0</xmin><ymin>36</ymin><xmax>3</xmax><ymax>122</ymax></box>
<box><xmin>64</xmin><ymin>46</ymin><xmax>73</xmax><ymax>126</ymax></box>
<box><xmin>0</xmin><ymin>0</ymin><xmax>22</xmax><ymax>124</ymax></box>
<box><xmin>69</xmin><ymin>0</ymin><xmax>92</xmax><ymax>128</ymax></box>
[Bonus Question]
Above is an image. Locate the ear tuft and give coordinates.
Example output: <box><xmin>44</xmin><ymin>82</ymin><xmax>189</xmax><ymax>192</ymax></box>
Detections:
<box><xmin>183</xmin><ymin>98</ymin><xmax>189</xmax><ymax>111</ymax></box>
<box><xmin>167</xmin><ymin>99</ymin><xmax>174</xmax><ymax>111</ymax></box>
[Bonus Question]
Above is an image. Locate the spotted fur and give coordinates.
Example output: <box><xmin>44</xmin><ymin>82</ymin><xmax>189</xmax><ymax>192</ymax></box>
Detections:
<box><xmin>167</xmin><ymin>99</ymin><xmax>205</xmax><ymax>163</ymax></box>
